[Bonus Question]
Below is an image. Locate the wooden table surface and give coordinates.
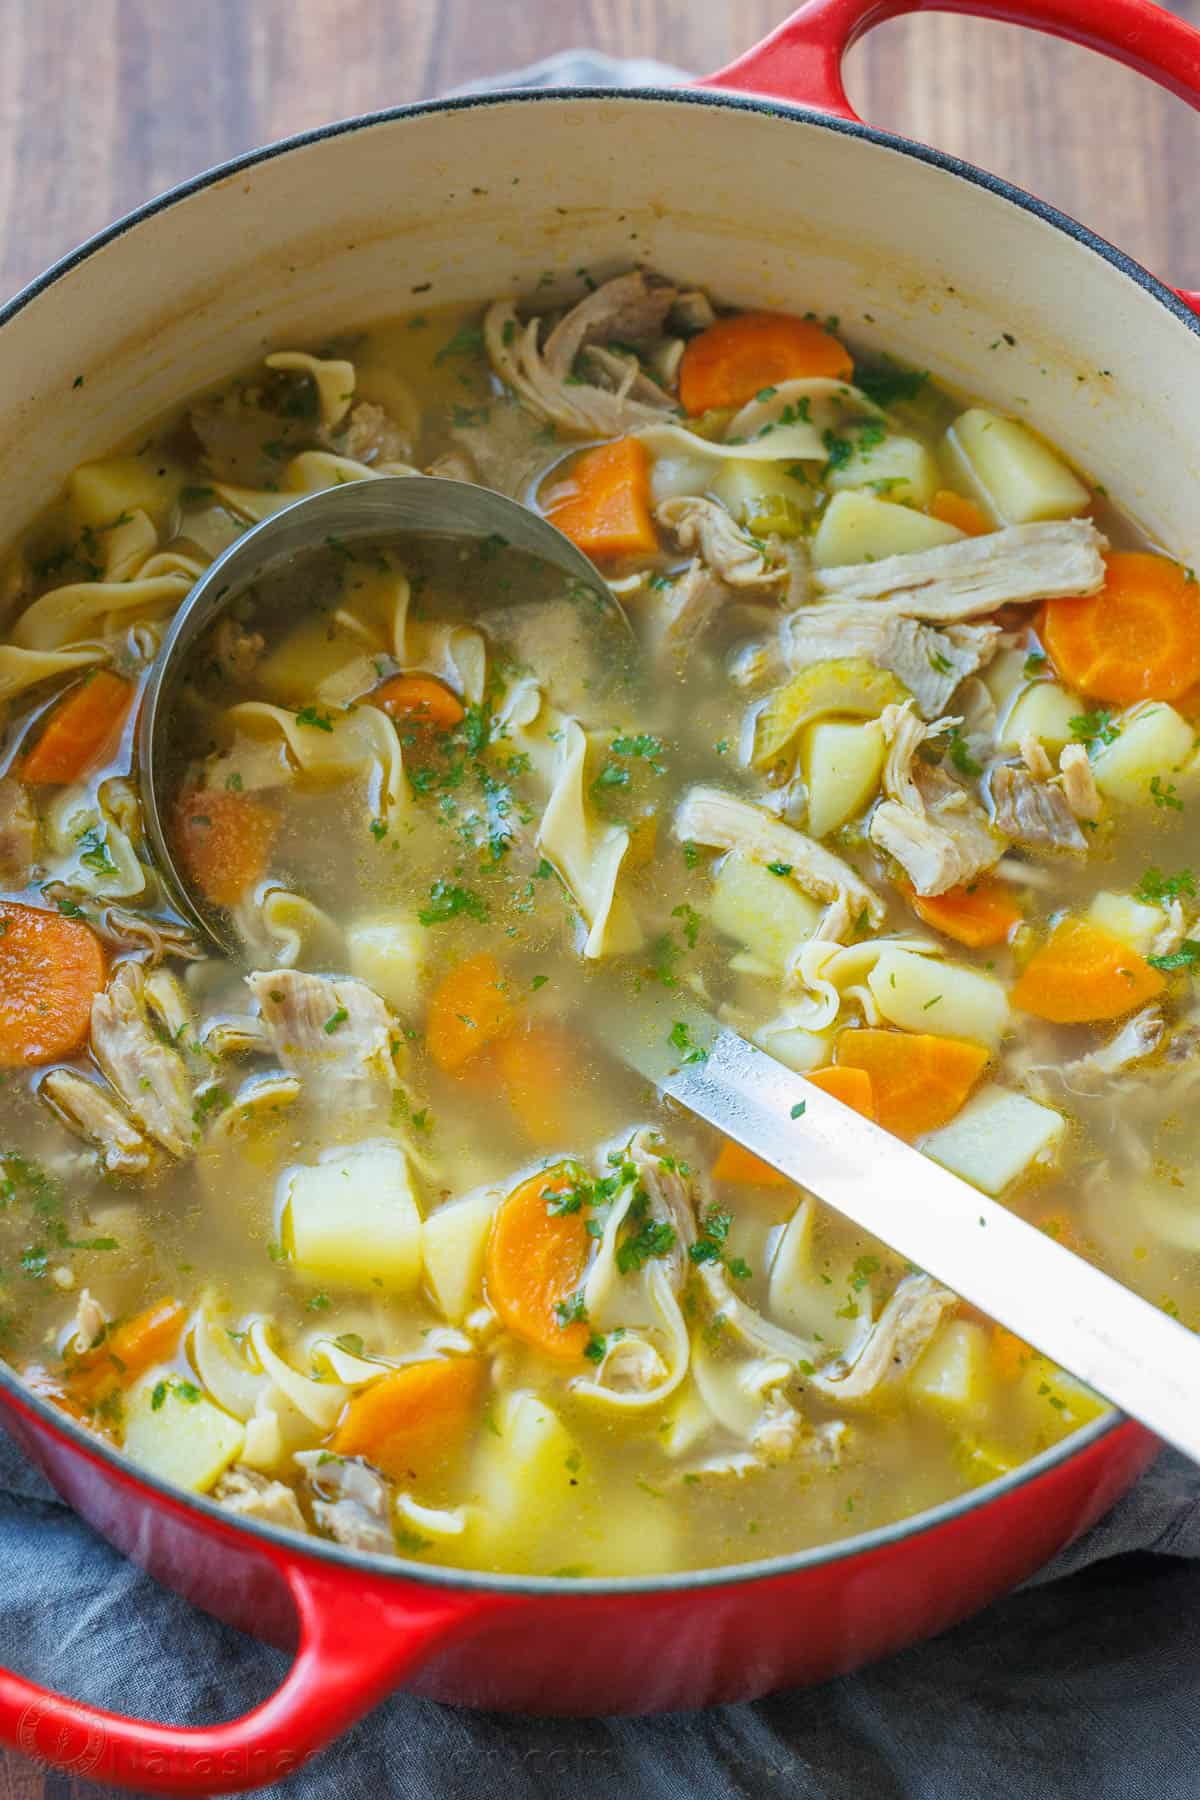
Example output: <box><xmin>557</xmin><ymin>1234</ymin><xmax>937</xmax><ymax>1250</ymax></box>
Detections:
<box><xmin>0</xmin><ymin>0</ymin><xmax>1197</xmax><ymax>1793</ymax></box>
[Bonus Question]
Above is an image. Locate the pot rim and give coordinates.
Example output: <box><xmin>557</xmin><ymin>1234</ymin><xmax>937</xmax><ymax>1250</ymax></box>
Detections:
<box><xmin>0</xmin><ymin>81</ymin><xmax>1171</xmax><ymax>1599</ymax></box>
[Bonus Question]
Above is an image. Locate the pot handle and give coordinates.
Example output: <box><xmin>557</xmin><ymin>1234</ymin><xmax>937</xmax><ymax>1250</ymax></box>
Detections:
<box><xmin>0</xmin><ymin>1556</ymin><xmax>488</xmax><ymax>1794</ymax></box>
<box><xmin>699</xmin><ymin>0</ymin><xmax>1200</xmax><ymax>315</ymax></box>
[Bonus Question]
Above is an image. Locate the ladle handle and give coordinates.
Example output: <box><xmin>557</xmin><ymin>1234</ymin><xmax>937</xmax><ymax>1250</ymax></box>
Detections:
<box><xmin>671</xmin><ymin>1029</ymin><xmax>1200</xmax><ymax>1464</ymax></box>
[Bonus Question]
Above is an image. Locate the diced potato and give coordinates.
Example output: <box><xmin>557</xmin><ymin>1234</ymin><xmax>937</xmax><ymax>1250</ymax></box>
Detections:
<box><xmin>1091</xmin><ymin>702</ymin><xmax>1196</xmax><ymax>806</ymax></box>
<box><xmin>801</xmin><ymin>718</ymin><xmax>887</xmax><ymax>837</ymax></box>
<box><xmin>812</xmin><ymin>490</ymin><xmax>963</xmax><ymax>568</ymax></box>
<box><xmin>1087</xmin><ymin>890</ymin><xmax>1163</xmax><ymax>955</ymax></box>
<box><xmin>921</xmin><ymin>1085</ymin><xmax>1065</xmax><ymax>1194</ymax></box>
<box><xmin>346</xmin><ymin>917</ymin><xmax>431</xmax><ymax>1017</ymax></box>
<box><xmin>825</xmin><ymin>433</ymin><xmax>939</xmax><ymax>506</ymax></box>
<box><xmin>712</xmin><ymin>460</ymin><xmax>814</xmax><ymax>538</ymax></box>
<box><xmin>942</xmin><ymin>409</ymin><xmax>1089</xmax><ymax>524</ymax></box>
<box><xmin>1015</xmin><ymin>1355</ymin><xmax>1109</xmax><ymax>1438</ymax></box>
<box><xmin>123</xmin><ymin>1374</ymin><xmax>245</xmax><ymax>1493</ymax></box>
<box><xmin>68</xmin><ymin>454</ymin><xmax>184</xmax><ymax>529</ymax></box>
<box><xmin>284</xmin><ymin>1142</ymin><xmax>422</xmax><ymax>1292</ymax></box>
<box><xmin>710</xmin><ymin>850</ymin><xmax>823</xmax><ymax>971</ymax></box>
<box><xmin>998</xmin><ymin>682</ymin><xmax>1081</xmax><ymax>756</ymax></box>
<box><xmin>468</xmin><ymin>1390</ymin><xmax>580</xmax><ymax>1561</ymax></box>
<box><xmin>909</xmin><ymin>1319</ymin><xmax>994</xmax><ymax>1420</ymax></box>
<box><xmin>753</xmin><ymin>658</ymin><xmax>908</xmax><ymax>770</ymax></box>
<box><xmin>868</xmin><ymin>947</ymin><xmax>1010</xmax><ymax>1047</ymax></box>
<box><xmin>423</xmin><ymin>1187</ymin><xmax>498</xmax><ymax>1323</ymax></box>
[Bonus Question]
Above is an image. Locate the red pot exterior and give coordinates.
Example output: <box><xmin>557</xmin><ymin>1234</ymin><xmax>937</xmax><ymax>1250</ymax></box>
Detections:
<box><xmin>0</xmin><ymin>1384</ymin><xmax>1158</xmax><ymax>1768</ymax></box>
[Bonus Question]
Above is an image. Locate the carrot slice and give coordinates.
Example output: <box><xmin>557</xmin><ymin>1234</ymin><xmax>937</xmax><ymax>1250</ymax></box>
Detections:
<box><xmin>372</xmin><ymin>673</ymin><xmax>465</xmax><ymax>740</ymax></box>
<box><xmin>0</xmin><ymin>901</ymin><xmax>106</xmax><ymax>1068</ymax></box>
<box><xmin>991</xmin><ymin>1324</ymin><xmax>1033</xmax><ymax>1382</ymax></box>
<box><xmin>493</xmin><ymin>1021</ymin><xmax>580</xmax><ymax>1148</ymax></box>
<box><xmin>835</xmin><ymin>1029</ymin><xmax>989</xmax><ymax>1140</ymax></box>
<box><xmin>426</xmin><ymin>952</ymin><xmax>513</xmax><ymax>1074</ymax></box>
<box><xmin>1040</xmin><ymin>551</ymin><xmax>1200</xmax><ymax>704</ymax></box>
<box><xmin>678</xmin><ymin>311</ymin><xmax>853</xmax><ymax>416</ymax></box>
<box><xmin>903</xmin><ymin>877</ymin><xmax>1023</xmax><ymax>949</ymax></box>
<box><xmin>21</xmin><ymin>670</ymin><xmax>135</xmax><ymax>785</ymax></box>
<box><xmin>173</xmin><ymin>787</ymin><xmax>277</xmax><ymax>910</ymax></box>
<box><xmin>330</xmin><ymin>1356</ymin><xmax>482</xmax><ymax>1484</ymax></box>
<box><xmin>544</xmin><ymin>437</ymin><xmax>657</xmax><ymax>560</ymax></box>
<box><xmin>929</xmin><ymin>490</ymin><xmax>992</xmax><ymax>537</ymax></box>
<box><xmin>1011</xmin><ymin>916</ymin><xmax>1164</xmax><ymax>1023</ymax></box>
<box><xmin>68</xmin><ymin>1298</ymin><xmax>188</xmax><ymax>1407</ymax></box>
<box><xmin>806</xmin><ymin>1064</ymin><xmax>876</xmax><ymax>1119</ymax></box>
<box><xmin>485</xmin><ymin>1163</ymin><xmax>591</xmax><ymax>1359</ymax></box>
<box><xmin>711</xmin><ymin>1141</ymin><xmax>791</xmax><ymax>1187</ymax></box>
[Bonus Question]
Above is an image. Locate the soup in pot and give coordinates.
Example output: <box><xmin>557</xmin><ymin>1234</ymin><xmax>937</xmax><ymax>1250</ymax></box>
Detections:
<box><xmin>0</xmin><ymin>270</ymin><xmax>1196</xmax><ymax>1577</ymax></box>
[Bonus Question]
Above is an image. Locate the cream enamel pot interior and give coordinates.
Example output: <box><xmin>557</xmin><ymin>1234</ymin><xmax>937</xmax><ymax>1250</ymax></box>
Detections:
<box><xmin>0</xmin><ymin>0</ymin><xmax>1198</xmax><ymax>1790</ymax></box>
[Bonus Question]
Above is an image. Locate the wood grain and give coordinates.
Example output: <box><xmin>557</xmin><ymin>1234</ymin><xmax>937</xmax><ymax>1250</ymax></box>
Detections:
<box><xmin>0</xmin><ymin>1</ymin><xmax>1196</xmax><ymax>1794</ymax></box>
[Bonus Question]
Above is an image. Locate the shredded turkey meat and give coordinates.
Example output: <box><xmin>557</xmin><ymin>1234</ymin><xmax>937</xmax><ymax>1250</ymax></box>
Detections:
<box><xmin>1057</xmin><ymin>743</ymin><xmax>1102</xmax><ymax>823</ymax></box>
<box><xmin>449</xmin><ymin>392</ymin><xmax>564</xmax><ymax>500</ymax></box>
<box><xmin>484</xmin><ymin>272</ymin><xmax>679</xmax><ymax>436</ymax></box>
<box><xmin>215</xmin><ymin>1466</ymin><xmax>307</xmax><ymax>1532</ymax></box>
<box><xmin>337</xmin><ymin>400</ymin><xmax>410</xmax><ymax>467</ymax></box>
<box><xmin>295</xmin><ymin>1451</ymin><xmax>394</xmax><ymax>1554</ymax></box>
<box><xmin>39</xmin><ymin>1067</ymin><xmax>156</xmax><ymax>1176</ymax></box>
<box><xmin>990</xmin><ymin>764</ymin><xmax>1087</xmax><ymax>853</ymax></box>
<box><xmin>781</xmin><ymin>608</ymin><xmax>1001</xmax><ymax>719</ymax></box>
<box><xmin>814</xmin><ymin>519</ymin><xmax>1108</xmax><ymax>621</ymax></box>
<box><xmin>1061</xmin><ymin>1007</ymin><xmax>1166</xmax><ymax>1090</ymax></box>
<box><xmin>628</xmin><ymin>1128</ymin><xmax>697</xmax><ymax>1292</ymax></box>
<box><xmin>64</xmin><ymin>1288</ymin><xmax>107</xmax><ymax>1357</ymax></box>
<box><xmin>212</xmin><ymin>616</ymin><xmax>265</xmax><ymax>683</ymax></box>
<box><xmin>656</xmin><ymin>496</ymin><xmax>785</xmax><ymax>590</ymax></box>
<box><xmin>652</xmin><ymin>560</ymin><xmax>728</xmax><ymax>661</ymax></box>
<box><xmin>808</xmin><ymin>1275</ymin><xmax>956</xmax><ymax>1403</ymax></box>
<box><xmin>247</xmin><ymin>969</ymin><xmax>402</xmax><ymax>1112</ymax></box>
<box><xmin>90</xmin><ymin>963</ymin><xmax>194</xmax><ymax>1156</ymax></box>
<box><xmin>868</xmin><ymin>704</ymin><xmax>1003</xmax><ymax>895</ymax></box>
<box><xmin>675</xmin><ymin>786</ymin><xmax>886</xmax><ymax>929</ymax></box>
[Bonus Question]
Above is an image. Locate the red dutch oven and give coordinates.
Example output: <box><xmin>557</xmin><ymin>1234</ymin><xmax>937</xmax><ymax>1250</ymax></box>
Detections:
<box><xmin>0</xmin><ymin>0</ymin><xmax>1197</xmax><ymax>1789</ymax></box>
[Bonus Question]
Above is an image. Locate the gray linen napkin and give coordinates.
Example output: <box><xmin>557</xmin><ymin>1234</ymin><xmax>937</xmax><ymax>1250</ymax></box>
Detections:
<box><xmin>1</xmin><ymin>52</ymin><xmax>1197</xmax><ymax>1799</ymax></box>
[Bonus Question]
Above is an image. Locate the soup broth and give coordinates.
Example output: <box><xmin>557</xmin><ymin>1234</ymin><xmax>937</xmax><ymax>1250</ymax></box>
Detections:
<box><xmin>0</xmin><ymin>269</ymin><xmax>1196</xmax><ymax>1577</ymax></box>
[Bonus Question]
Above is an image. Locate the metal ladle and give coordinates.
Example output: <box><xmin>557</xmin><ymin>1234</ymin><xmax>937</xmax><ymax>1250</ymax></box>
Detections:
<box><xmin>137</xmin><ymin>474</ymin><xmax>633</xmax><ymax>951</ymax></box>
<box><xmin>136</xmin><ymin>474</ymin><xmax>1200</xmax><ymax>1466</ymax></box>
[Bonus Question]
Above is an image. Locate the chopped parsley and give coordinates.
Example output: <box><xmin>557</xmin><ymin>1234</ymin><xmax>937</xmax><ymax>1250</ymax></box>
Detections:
<box><xmin>766</xmin><ymin>861</ymin><xmax>793</xmax><ymax>877</ymax></box>
<box><xmin>1150</xmin><ymin>776</ymin><xmax>1184</xmax><ymax>812</ymax></box>
<box><xmin>76</xmin><ymin>828</ymin><xmax>116</xmax><ymax>875</ymax></box>
<box><xmin>1069</xmin><ymin>709</ymin><xmax>1120</xmax><ymax>751</ymax></box>
<box><xmin>323</xmin><ymin>1007</ymin><xmax>349</xmax><ymax>1035</ymax></box>
<box><xmin>433</xmin><ymin>323</ymin><xmax>486</xmax><ymax>364</ymax></box>
<box><xmin>418</xmin><ymin>881</ymin><xmax>488</xmax><ymax>926</ymax></box>
<box><xmin>667</xmin><ymin>1020</ymin><xmax>708</xmax><ymax>1064</ymax></box>
<box><xmin>1135</xmin><ymin>866</ymin><xmax>1196</xmax><ymax>906</ymax></box>
<box><xmin>1148</xmin><ymin>940</ymin><xmax>1200</xmax><ymax>972</ymax></box>
<box><xmin>295</xmin><ymin>705</ymin><xmax>335</xmax><ymax>733</ymax></box>
<box><xmin>946</xmin><ymin>729</ymin><xmax>982</xmax><ymax>777</ymax></box>
<box><xmin>671</xmin><ymin>903</ymin><xmax>701</xmax><ymax>949</ymax></box>
<box><xmin>790</xmin><ymin>1101</ymin><xmax>807</xmax><ymax>1120</ymax></box>
<box><xmin>688</xmin><ymin>1208</ymin><xmax>731</xmax><ymax>1265</ymax></box>
<box><xmin>616</xmin><ymin>1213</ymin><xmax>677</xmax><ymax>1275</ymax></box>
<box><xmin>1023</xmin><ymin>651</ymin><xmax>1048</xmax><ymax>678</ymax></box>
<box><xmin>855</xmin><ymin>362</ymin><xmax>929</xmax><ymax>409</ymax></box>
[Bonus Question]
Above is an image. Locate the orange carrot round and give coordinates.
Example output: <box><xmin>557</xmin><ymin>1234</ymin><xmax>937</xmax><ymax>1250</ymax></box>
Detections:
<box><xmin>991</xmin><ymin>1324</ymin><xmax>1033</xmax><ymax>1383</ymax></box>
<box><xmin>929</xmin><ymin>490</ymin><xmax>992</xmax><ymax>537</ymax></box>
<box><xmin>678</xmin><ymin>311</ymin><xmax>853</xmax><ymax>416</ymax></box>
<box><xmin>172</xmin><ymin>787</ymin><xmax>277</xmax><ymax>910</ymax></box>
<box><xmin>544</xmin><ymin>437</ymin><xmax>657</xmax><ymax>561</ymax></box>
<box><xmin>1040</xmin><ymin>551</ymin><xmax>1200</xmax><ymax>704</ymax></box>
<box><xmin>21</xmin><ymin>670</ymin><xmax>135</xmax><ymax>785</ymax></box>
<box><xmin>493</xmin><ymin>1020</ymin><xmax>579</xmax><ymax>1148</ymax></box>
<box><xmin>426</xmin><ymin>952</ymin><xmax>513</xmax><ymax>1074</ymax></box>
<box><xmin>806</xmin><ymin>1064</ymin><xmax>877</xmax><ymax>1119</ymax></box>
<box><xmin>834</xmin><ymin>1029</ymin><xmax>989</xmax><ymax>1140</ymax></box>
<box><xmin>902</xmin><ymin>877</ymin><xmax>1022</xmax><ymax>949</ymax></box>
<box><xmin>711</xmin><ymin>1140</ymin><xmax>791</xmax><ymax>1187</ymax></box>
<box><xmin>372</xmin><ymin>672</ymin><xmax>465</xmax><ymax>739</ymax></box>
<box><xmin>1011</xmin><ymin>917</ymin><xmax>1164</xmax><ymax>1023</ymax></box>
<box><xmin>68</xmin><ymin>1298</ymin><xmax>188</xmax><ymax>1407</ymax></box>
<box><xmin>330</xmin><ymin>1356</ymin><xmax>482</xmax><ymax>1484</ymax></box>
<box><xmin>0</xmin><ymin>901</ymin><xmax>106</xmax><ymax>1068</ymax></box>
<box><xmin>485</xmin><ymin>1163</ymin><xmax>591</xmax><ymax>1359</ymax></box>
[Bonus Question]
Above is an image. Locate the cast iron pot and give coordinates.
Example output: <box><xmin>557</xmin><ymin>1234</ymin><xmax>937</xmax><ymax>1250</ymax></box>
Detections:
<box><xmin>0</xmin><ymin>0</ymin><xmax>1197</xmax><ymax>1787</ymax></box>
